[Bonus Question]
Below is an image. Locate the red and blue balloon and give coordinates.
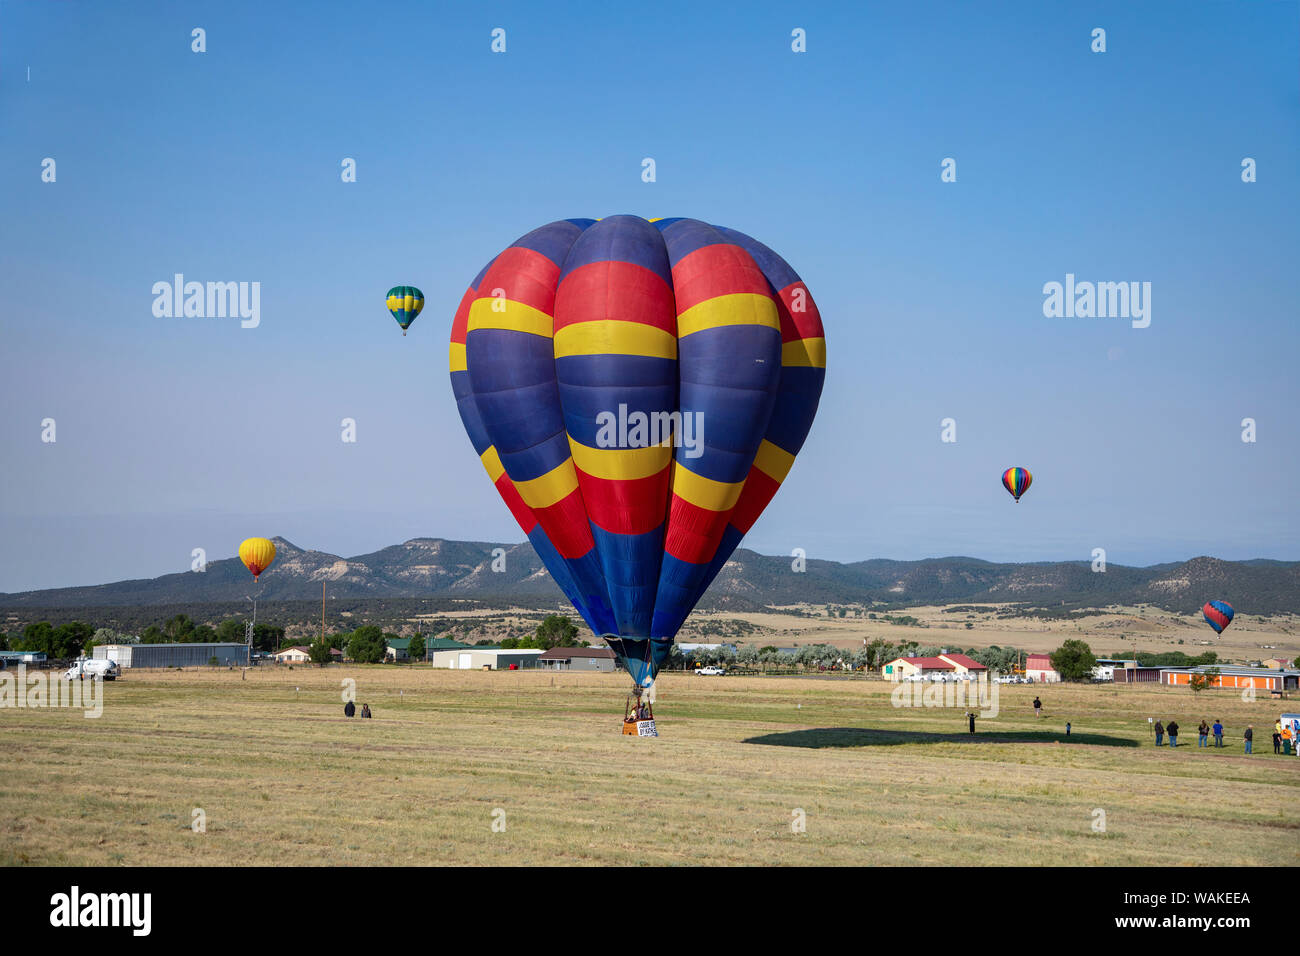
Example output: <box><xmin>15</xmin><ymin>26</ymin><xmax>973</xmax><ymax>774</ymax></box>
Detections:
<box><xmin>449</xmin><ymin>216</ymin><xmax>825</xmax><ymax>686</ymax></box>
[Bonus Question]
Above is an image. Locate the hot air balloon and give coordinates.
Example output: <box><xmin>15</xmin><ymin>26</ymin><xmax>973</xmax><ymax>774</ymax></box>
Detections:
<box><xmin>1202</xmin><ymin>600</ymin><xmax>1234</xmax><ymax>635</ymax></box>
<box><xmin>386</xmin><ymin>286</ymin><xmax>424</xmax><ymax>335</ymax></box>
<box><xmin>239</xmin><ymin>537</ymin><xmax>276</xmax><ymax>580</ymax></box>
<box><xmin>238</xmin><ymin>537</ymin><xmax>276</xmax><ymax>663</ymax></box>
<box><xmin>449</xmin><ymin>216</ymin><xmax>825</xmax><ymax>703</ymax></box>
<box><xmin>1002</xmin><ymin>467</ymin><xmax>1032</xmax><ymax>502</ymax></box>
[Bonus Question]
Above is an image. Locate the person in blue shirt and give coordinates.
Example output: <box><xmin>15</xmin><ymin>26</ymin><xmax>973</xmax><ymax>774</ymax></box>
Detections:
<box><xmin>1213</xmin><ymin>719</ymin><xmax>1224</xmax><ymax>747</ymax></box>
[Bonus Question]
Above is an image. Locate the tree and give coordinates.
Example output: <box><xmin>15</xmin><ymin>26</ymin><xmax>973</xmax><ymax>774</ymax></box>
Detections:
<box><xmin>533</xmin><ymin>615</ymin><xmax>579</xmax><ymax>650</ymax></box>
<box><xmin>1188</xmin><ymin>668</ymin><xmax>1220</xmax><ymax>693</ymax></box>
<box><xmin>139</xmin><ymin>625</ymin><xmax>166</xmax><ymax>644</ymax></box>
<box><xmin>1050</xmin><ymin>639</ymin><xmax>1097</xmax><ymax>682</ymax></box>
<box><xmin>215</xmin><ymin>619</ymin><xmax>244</xmax><ymax>643</ymax></box>
<box><xmin>408</xmin><ymin>633</ymin><xmax>426</xmax><ymax>662</ymax></box>
<box><xmin>251</xmin><ymin>623</ymin><xmax>284</xmax><ymax>653</ymax></box>
<box><xmin>164</xmin><ymin>614</ymin><xmax>196</xmax><ymax>642</ymax></box>
<box><xmin>308</xmin><ymin>636</ymin><xmax>334</xmax><ymax>666</ymax></box>
<box><xmin>52</xmin><ymin>621</ymin><xmax>93</xmax><ymax>659</ymax></box>
<box><xmin>20</xmin><ymin>621</ymin><xmax>54</xmax><ymax>655</ymax></box>
<box><xmin>347</xmin><ymin>626</ymin><xmax>387</xmax><ymax>664</ymax></box>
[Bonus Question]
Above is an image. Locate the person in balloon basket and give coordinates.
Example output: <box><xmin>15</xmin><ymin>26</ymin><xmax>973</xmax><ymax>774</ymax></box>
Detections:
<box><xmin>1166</xmin><ymin>720</ymin><xmax>1179</xmax><ymax>748</ymax></box>
<box><xmin>1153</xmin><ymin>720</ymin><xmax>1164</xmax><ymax>746</ymax></box>
<box><xmin>1212</xmin><ymin>720</ymin><xmax>1224</xmax><ymax>747</ymax></box>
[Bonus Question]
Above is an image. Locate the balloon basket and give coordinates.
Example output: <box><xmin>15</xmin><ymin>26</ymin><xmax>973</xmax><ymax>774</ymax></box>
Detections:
<box><xmin>622</xmin><ymin>695</ymin><xmax>657</xmax><ymax>737</ymax></box>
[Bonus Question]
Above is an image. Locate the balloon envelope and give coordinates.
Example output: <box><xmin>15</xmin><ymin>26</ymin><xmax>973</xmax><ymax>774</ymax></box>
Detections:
<box><xmin>449</xmin><ymin>216</ymin><xmax>825</xmax><ymax>685</ymax></box>
<box><xmin>1002</xmin><ymin>467</ymin><xmax>1032</xmax><ymax>502</ymax></box>
<box><xmin>1202</xmin><ymin>600</ymin><xmax>1234</xmax><ymax>634</ymax></box>
<box><xmin>386</xmin><ymin>286</ymin><xmax>424</xmax><ymax>334</ymax></box>
<box><xmin>239</xmin><ymin>537</ymin><xmax>277</xmax><ymax>580</ymax></box>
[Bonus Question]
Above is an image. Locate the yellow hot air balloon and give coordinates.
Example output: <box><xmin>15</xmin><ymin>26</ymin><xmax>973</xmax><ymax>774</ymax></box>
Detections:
<box><xmin>239</xmin><ymin>537</ymin><xmax>277</xmax><ymax>580</ymax></box>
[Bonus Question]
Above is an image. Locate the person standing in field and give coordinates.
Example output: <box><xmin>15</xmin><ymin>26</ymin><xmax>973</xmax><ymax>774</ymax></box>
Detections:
<box><xmin>1154</xmin><ymin>720</ymin><xmax>1164</xmax><ymax>746</ymax></box>
<box><xmin>1213</xmin><ymin>719</ymin><xmax>1224</xmax><ymax>747</ymax></box>
<box><xmin>361</xmin><ymin>703</ymin><xmax>372</xmax><ymax>718</ymax></box>
<box><xmin>1244</xmin><ymin>725</ymin><xmax>1253</xmax><ymax>754</ymax></box>
<box><xmin>1033</xmin><ymin>696</ymin><xmax>1042</xmax><ymax>717</ymax></box>
<box><xmin>1273</xmin><ymin>727</ymin><xmax>1282</xmax><ymax>754</ymax></box>
<box><xmin>344</xmin><ymin>699</ymin><xmax>355</xmax><ymax>718</ymax></box>
<box><xmin>1167</xmin><ymin>720</ymin><xmax>1179</xmax><ymax>748</ymax></box>
<box><xmin>1198</xmin><ymin>720</ymin><xmax>1209</xmax><ymax>747</ymax></box>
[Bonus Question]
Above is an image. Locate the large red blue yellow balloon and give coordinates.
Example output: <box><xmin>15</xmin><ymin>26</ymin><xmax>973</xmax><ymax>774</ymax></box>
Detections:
<box><xmin>449</xmin><ymin>216</ymin><xmax>825</xmax><ymax>685</ymax></box>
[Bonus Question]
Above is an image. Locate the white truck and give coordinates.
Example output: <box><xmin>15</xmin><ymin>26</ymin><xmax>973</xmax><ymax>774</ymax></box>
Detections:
<box><xmin>63</xmin><ymin>658</ymin><xmax>120</xmax><ymax>681</ymax></box>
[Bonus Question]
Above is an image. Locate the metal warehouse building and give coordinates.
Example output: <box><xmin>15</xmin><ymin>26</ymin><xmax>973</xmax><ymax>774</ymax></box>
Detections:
<box><xmin>428</xmin><ymin>647</ymin><xmax>544</xmax><ymax>670</ymax></box>
<box><xmin>94</xmin><ymin>643</ymin><xmax>249</xmax><ymax>669</ymax></box>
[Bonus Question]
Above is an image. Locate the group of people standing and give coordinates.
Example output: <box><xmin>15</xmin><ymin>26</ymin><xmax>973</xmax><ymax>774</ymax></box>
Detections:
<box><xmin>343</xmin><ymin>700</ymin><xmax>372</xmax><ymax>719</ymax></box>
<box><xmin>1151</xmin><ymin>717</ymin><xmax>1293</xmax><ymax>755</ymax></box>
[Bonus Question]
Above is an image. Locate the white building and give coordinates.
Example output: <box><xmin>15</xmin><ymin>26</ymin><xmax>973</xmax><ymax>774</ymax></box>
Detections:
<box><xmin>428</xmin><ymin>647</ymin><xmax>545</xmax><ymax>670</ymax></box>
<box><xmin>273</xmin><ymin>646</ymin><xmax>312</xmax><ymax>664</ymax></box>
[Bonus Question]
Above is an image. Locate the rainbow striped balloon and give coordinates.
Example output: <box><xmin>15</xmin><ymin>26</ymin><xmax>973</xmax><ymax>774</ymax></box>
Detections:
<box><xmin>449</xmin><ymin>216</ymin><xmax>825</xmax><ymax>686</ymax></box>
<box><xmin>1002</xmin><ymin>466</ymin><xmax>1032</xmax><ymax>502</ymax></box>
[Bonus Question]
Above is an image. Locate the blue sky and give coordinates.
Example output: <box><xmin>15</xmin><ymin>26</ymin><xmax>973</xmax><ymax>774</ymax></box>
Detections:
<box><xmin>1</xmin><ymin>0</ymin><xmax>1297</xmax><ymax>591</ymax></box>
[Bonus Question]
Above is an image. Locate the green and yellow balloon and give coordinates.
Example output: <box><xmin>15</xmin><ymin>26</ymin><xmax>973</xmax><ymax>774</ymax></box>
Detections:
<box><xmin>385</xmin><ymin>286</ymin><xmax>424</xmax><ymax>336</ymax></box>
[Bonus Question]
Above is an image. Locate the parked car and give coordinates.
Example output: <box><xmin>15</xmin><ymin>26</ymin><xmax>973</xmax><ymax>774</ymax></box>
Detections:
<box><xmin>695</xmin><ymin>666</ymin><xmax>726</xmax><ymax>676</ymax></box>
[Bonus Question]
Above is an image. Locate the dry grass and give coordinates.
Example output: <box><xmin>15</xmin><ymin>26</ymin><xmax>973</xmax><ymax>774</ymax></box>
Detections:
<box><xmin>2</xmin><ymin>666</ymin><xmax>1296</xmax><ymax>866</ymax></box>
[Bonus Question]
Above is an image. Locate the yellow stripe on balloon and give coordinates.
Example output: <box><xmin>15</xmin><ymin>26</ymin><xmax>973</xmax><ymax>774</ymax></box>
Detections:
<box><xmin>677</xmin><ymin>292</ymin><xmax>780</xmax><ymax>338</ymax></box>
<box><xmin>671</xmin><ymin>462</ymin><xmax>744</xmax><ymax>512</ymax></box>
<box><xmin>467</xmin><ymin>297</ymin><xmax>554</xmax><ymax>338</ymax></box>
<box><xmin>479</xmin><ymin>446</ymin><xmax>506</xmax><ymax>483</ymax></box>
<box><xmin>512</xmin><ymin>458</ymin><xmax>580</xmax><ymax>509</ymax></box>
<box><xmin>554</xmin><ymin>321</ymin><xmax>677</xmax><ymax>360</ymax></box>
<box><xmin>753</xmin><ymin>439</ymin><xmax>796</xmax><ymax>483</ymax></box>
<box><xmin>568</xmin><ymin>436</ymin><xmax>672</xmax><ymax>481</ymax></box>
<box><xmin>781</xmin><ymin>337</ymin><xmax>826</xmax><ymax>368</ymax></box>
<box><xmin>448</xmin><ymin>343</ymin><xmax>467</xmax><ymax>372</ymax></box>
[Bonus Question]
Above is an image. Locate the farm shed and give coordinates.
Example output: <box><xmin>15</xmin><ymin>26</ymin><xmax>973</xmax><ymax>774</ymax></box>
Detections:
<box><xmin>428</xmin><ymin>647</ymin><xmax>544</xmax><ymax>670</ymax></box>
<box><xmin>1024</xmin><ymin>654</ymin><xmax>1060</xmax><ymax>683</ymax></box>
<box><xmin>536</xmin><ymin>646</ymin><xmax>617</xmax><ymax>672</ymax></box>
<box><xmin>1160</xmin><ymin>666</ymin><xmax>1299</xmax><ymax>692</ymax></box>
<box><xmin>882</xmin><ymin>654</ymin><xmax>987</xmax><ymax>681</ymax></box>
<box><xmin>94</xmin><ymin>643</ymin><xmax>249</xmax><ymax>669</ymax></box>
<box><xmin>1113</xmin><ymin>666</ymin><xmax>1163</xmax><ymax>683</ymax></box>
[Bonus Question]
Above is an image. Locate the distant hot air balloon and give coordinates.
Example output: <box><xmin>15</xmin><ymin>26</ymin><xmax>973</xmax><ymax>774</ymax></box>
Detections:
<box><xmin>386</xmin><ymin>286</ymin><xmax>424</xmax><ymax>335</ymax></box>
<box><xmin>1002</xmin><ymin>467</ymin><xmax>1032</xmax><ymax>502</ymax></box>
<box><xmin>1202</xmin><ymin>600</ymin><xmax>1234</xmax><ymax>635</ymax></box>
<box><xmin>239</xmin><ymin>537</ymin><xmax>277</xmax><ymax>580</ymax></box>
<box><xmin>449</xmin><ymin>216</ymin><xmax>825</xmax><ymax>694</ymax></box>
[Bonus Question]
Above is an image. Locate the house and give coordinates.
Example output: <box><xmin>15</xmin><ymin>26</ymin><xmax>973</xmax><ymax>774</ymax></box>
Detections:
<box><xmin>1025</xmin><ymin>654</ymin><xmax>1060</xmax><ymax>683</ymax></box>
<box><xmin>881</xmin><ymin>653</ymin><xmax>988</xmax><ymax>681</ymax></box>
<box><xmin>273</xmin><ymin>646</ymin><xmax>312</xmax><ymax>664</ymax></box>
<box><xmin>384</xmin><ymin>638</ymin><xmax>413</xmax><ymax>662</ymax></box>
<box><xmin>536</xmin><ymin>646</ymin><xmax>617</xmax><ymax>672</ymax></box>
<box><xmin>1264</xmin><ymin>658</ymin><xmax>1292</xmax><ymax>670</ymax></box>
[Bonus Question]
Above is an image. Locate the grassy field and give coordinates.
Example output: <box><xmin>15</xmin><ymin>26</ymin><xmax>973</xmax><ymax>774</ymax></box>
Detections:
<box><xmin>2</xmin><ymin>666</ymin><xmax>1296</xmax><ymax>866</ymax></box>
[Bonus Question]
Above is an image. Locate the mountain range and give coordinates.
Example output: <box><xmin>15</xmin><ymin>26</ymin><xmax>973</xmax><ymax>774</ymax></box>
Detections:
<box><xmin>1</xmin><ymin>538</ymin><xmax>1297</xmax><ymax>615</ymax></box>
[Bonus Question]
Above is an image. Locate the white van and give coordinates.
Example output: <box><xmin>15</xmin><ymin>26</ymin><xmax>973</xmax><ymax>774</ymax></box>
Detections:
<box><xmin>64</xmin><ymin>658</ymin><xmax>120</xmax><ymax>681</ymax></box>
